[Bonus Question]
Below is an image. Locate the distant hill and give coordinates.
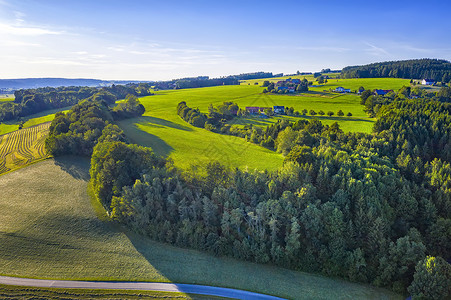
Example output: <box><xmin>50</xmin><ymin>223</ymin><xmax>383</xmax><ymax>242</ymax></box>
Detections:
<box><xmin>0</xmin><ymin>78</ymin><xmax>148</xmax><ymax>90</ymax></box>
<box><xmin>341</xmin><ymin>58</ymin><xmax>451</xmax><ymax>82</ymax></box>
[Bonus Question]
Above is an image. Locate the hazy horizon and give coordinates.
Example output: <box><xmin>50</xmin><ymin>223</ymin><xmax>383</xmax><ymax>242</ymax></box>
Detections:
<box><xmin>1</xmin><ymin>0</ymin><xmax>450</xmax><ymax>81</ymax></box>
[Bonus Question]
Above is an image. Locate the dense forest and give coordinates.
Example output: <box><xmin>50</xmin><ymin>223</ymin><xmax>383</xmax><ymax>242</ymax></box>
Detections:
<box><xmin>0</xmin><ymin>83</ymin><xmax>152</xmax><ymax>123</ymax></box>
<box><xmin>341</xmin><ymin>59</ymin><xmax>451</xmax><ymax>82</ymax></box>
<box><xmin>84</xmin><ymin>87</ymin><xmax>451</xmax><ymax>298</ymax></box>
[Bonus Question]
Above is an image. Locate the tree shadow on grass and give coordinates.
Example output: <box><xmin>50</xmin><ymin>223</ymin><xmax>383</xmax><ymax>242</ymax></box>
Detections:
<box><xmin>118</xmin><ymin>119</ymin><xmax>174</xmax><ymax>158</ymax></box>
<box><xmin>54</xmin><ymin>156</ymin><xmax>91</xmax><ymax>181</ymax></box>
<box><xmin>136</xmin><ymin>116</ymin><xmax>193</xmax><ymax>132</ymax></box>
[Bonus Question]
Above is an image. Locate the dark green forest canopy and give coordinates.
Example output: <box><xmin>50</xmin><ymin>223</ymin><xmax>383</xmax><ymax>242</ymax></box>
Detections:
<box><xmin>88</xmin><ymin>90</ymin><xmax>451</xmax><ymax>298</ymax></box>
<box><xmin>45</xmin><ymin>95</ymin><xmax>145</xmax><ymax>156</ymax></box>
<box><xmin>341</xmin><ymin>59</ymin><xmax>451</xmax><ymax>82</ymax></box>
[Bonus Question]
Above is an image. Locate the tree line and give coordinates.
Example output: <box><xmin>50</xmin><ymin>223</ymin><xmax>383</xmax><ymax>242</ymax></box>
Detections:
<box><xmin>45</xmin><ymin>94</ymin><xmax>145</xmax><ymax>156</ymax></box>
<box><xmin>0</xmin><ymin>83</ymin><xmax>152</xmax><ymax>123</ymax></box>
<box><xmin>341</xmin><ymin>59</ymin><xmax>451</xmax><ymax>83</ymax></box>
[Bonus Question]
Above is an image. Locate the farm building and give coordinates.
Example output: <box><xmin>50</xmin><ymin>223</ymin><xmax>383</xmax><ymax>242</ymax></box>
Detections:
<box><xmin>273</xmin><ymin>106</ymin><xmax>285</xmax><ymax>114</ymax></box>
<box><xmin>246</xmin><ymin>107</ymin><xmax>273</xmax><ymax>114</ymax></box>
<box><xmin>335</xmin><ymin>87</ymin><xmax>351</xmax><ymax>93</ymax></box>
<box><xmin>421</xmin><ymin>79</ymin><xmax>435</xmax><ymax>85</ymax></box>
<box><xmin>374</xmin><ymin>89</ymin><xmax>393</xmax><ymax>96</ymax></box>
<box><xmin>246</xmin><ymin>107</ymin><xmax>260</xmax><ymax>114</ymax></box>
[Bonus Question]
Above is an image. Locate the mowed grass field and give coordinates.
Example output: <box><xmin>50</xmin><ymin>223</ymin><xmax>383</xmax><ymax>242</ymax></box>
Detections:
<box><xmin>0</xmin><ymin>106</ymin><xmax>70</xmax><ymax>135</ymax></box>
<box><xmin>119</xmin><ymin>86</ymin><xmax>286</xmax><ymax>171</ymax></box>
<box><xmin>0</xmin><ymin>157</ymin><xmax>401</xmax><ymax>300</ymax></box>
<box><xmin>120</xmin><ymin>81</ymin><xmax>394</xmax><ymax>171</ymax></box>
<box><xmin>0</xmin><ymin>122</ymin><xmax>50</xmax><ymax>175</ymax></box>
<box><xmin>0</xmin><ymin>94</ymin><xmax>14</xmax><ymax>102</ymax></box>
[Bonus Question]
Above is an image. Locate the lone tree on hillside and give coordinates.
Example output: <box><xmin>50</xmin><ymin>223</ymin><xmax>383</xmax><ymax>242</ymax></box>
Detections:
<box><xmin>318</xmin><ymin>110</ymin><xmax>325</xmax><ymax>116</ymax></box>
<box><xmin>347</xmin><ymin>112</ymin><xmax>353</xmax><ymax>116</ymax></box>
<box><xmin>337</xmin><ymin>110</ymin><xmax>344</xmax><ymax>116</ymax></box>
<box><xmin>309</xmin><ymin>110</ymin><xmax>317</xmax><ymax>116</ymax></box>
<box><xmin>327</xmin><ymin>111</ymin><xmax>334</xmax><ymax>117</ymax></box>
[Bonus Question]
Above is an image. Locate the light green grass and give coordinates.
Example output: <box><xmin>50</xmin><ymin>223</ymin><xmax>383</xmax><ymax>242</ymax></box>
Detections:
<box><xmin>0</xmin><ymin>158</ymin><xmax>402</xmax><ymax>300</ymax></box>
<box><xmin>0</xmin><ymin>284</ymin><xmax>208</xmax><ymax>299</ymax></box>
<box><xmin>0</xmin><ymin>106</ymin><xmax>69</xmax><ymax>135</ymax></box>
<box><xmin>0</xmin><ymin>94</ymin><xmax>14</xmax><ymax>102</ymax></box>
<box><xmin>121</xmin><ymin>85</ymin><xmax>375</xmax><ymax>170</ymax></box>
<box><xmin>308</xmin><ymin>78</ymin><xmax>411</xmax><ymax>93</ymax></box>
<box><xmin>119</xmin><ymin>86</ymin><xmax>285</xmax><ymax>171</ymax></box>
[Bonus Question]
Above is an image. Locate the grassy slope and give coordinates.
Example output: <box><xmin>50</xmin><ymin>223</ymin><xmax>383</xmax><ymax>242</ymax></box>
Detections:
<box><xmin>120</xmin><ymin>84</ymin><xmax>377</xmax><ymax>171</ymax></box>
<box><xmin>119</xmin><ymin>86</ymin><xmax>285</xmax><ymax>171</ymax></box>
<box><xmin>0</xmin><ymin>122</ymin><xmax>50</xmax><ymax>175</ymax></box>
<box><xmin>0</xmin><ymin>106</ymin><xmax>70</xmax><ymax>135</ymax></box>
<box><xmin>0</xmin><ymin>158</ymin><xmax>401</xmax><ymax>300</ymax></box>
<box><xmin>0</xmin><ymin>94</ymin><xmax>14</xmax><ymax>102</ymax></box>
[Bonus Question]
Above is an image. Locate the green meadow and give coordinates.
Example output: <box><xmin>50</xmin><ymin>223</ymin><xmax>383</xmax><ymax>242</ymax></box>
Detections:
<box><xmin>0</xmin><ymin>157</ymin><xmax>402</xmax><ymax>300</ymax></box>
<box><xmin>0</xmin><ymin>94</ymin><xmax>14</xmax><ymax>102</ymax></box>
<box><xmin>119</xmin><ymin>82</ymin><xmax>390</xmax><ymax>171</ymax></box>
<box><xmin>0</xmin><ymin>106</ymin><xmax>70</xmax><ymax>135</ymax></box>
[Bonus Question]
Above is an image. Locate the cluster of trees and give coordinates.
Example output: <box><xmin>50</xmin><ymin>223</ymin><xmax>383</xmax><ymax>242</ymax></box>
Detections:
<box><xmin>177</xmin><ymin>101</ymin><xmax>240</xmax><ymax>131</ymax></box>
<box><xmin>342</xmin><ymin>59</ymin><xmax>451</xmax><ymax>83</ymax></box>
<box><xmin>360</xmin><ymin>85</ymin><xmax>451</xmax><ymax>117</ymax></box>
<box><xmin>45</xmin><ymin>94</ymin><xmax>145</xmax><ymax>156</ymax></box>
<box><xmin>0</xmin><ymin>83</ymin><xmax>152</xmax><ymax>123</ymax></box>
<box><xmin>262</xmin><ymin>78</ymin><xmax>310</xmax><ymax>94</ymax></box>
<box><xmin>176</xmin><ymin>102</ymin><xmax>208</xmax><ymax>128</ymax></box>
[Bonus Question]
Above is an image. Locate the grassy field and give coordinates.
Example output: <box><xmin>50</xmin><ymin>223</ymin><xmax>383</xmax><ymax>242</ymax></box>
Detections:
<box><xmin>119</xmin><ymin>86</ymin><xmax>286</xmax><ymax>171</ymax></box>
<box><xmin>0</xmin><ymin>284</ymin><xmax>212</xmax><ymax>299</ymax></box>
<box><xmin>0</xmin><ymin>106</ymin><xmax>70</xmax><ymax>135</ymax></box>
<box><xmin>0</xmin><ymin>94</ymin><xmax>14</xmax><ymax>102</ymax></box>
<box><xmin>0</xmin><ymin>122</ymin><xmax>50</xmax><ymax>174</ymax></box>
<box><xmin>0</xmin><ymin>157</ymin><xmax>402</xmax><ymax>299</ymax></box>
<box><xmin>119</xmin><ymin>83</ymin><xmax>378</xmax><ymax>171</ymax></box>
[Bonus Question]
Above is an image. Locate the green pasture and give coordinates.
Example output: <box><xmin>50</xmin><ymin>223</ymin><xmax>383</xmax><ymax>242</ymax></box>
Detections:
<box><xmin>124</xmin><ymin>85</ymin><xmax>375</xmax><ymax>170</ymax></box>
<box><xmin>0</xmin><ymin>106</ymin><xmax>69</xmax><ymax>135</ymax></box>
<box><xmin>241</xmin><ymin>74</ymin><xmax>409</xmax><ymax>93</ymax></box>
<box><xmin>308</xmin><ymin>77</ymin><xmax>411</xmax><ymax>93</ymax></box>
<box><xmin>0</xmin><ymin>94</ymin><xmax>14</xmax><ymax>102</ymax></box>
<box><xmin>119</xmin><ymin>86</ymin><xmax>285</xmax><ymax>171</ymax></box>
<box><xmin>0</xmin><ymin>157</ymin><xmax>402</xmax><ymax>300</ymax></box>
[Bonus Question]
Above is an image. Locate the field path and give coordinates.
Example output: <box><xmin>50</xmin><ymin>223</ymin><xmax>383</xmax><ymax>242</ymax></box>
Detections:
<box><xmin>0</xmin><ymin>275</ymin><xmax>285</xmax><ymax>299</ymax></box>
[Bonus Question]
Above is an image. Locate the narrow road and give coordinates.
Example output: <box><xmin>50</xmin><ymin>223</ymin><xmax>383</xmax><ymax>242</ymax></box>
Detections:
<box><xmin>0</xmin><ymin>276</ymin><xmax>286</xmax><ymax>300</ymax></box>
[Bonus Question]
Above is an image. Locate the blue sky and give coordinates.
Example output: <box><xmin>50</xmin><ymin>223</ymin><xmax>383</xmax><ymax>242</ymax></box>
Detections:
<box><xmin>0</xmin><ymin>0</ymin><xmax>450</xmax><ymax>80</ymax></box>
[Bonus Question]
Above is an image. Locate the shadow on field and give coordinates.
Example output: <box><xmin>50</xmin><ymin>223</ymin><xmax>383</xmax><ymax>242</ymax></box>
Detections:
<box><xmin>138</xmin><ymin>116</ymin><xmax>193</xmax><ymax>132</ymax></box>
<box><xmin>54</xmin><ymin>156</ymin><xmax>90</xmax><ymax>181</ymax></box>
<box><xmin>118</xmin><ymin>119</ymin><xmax>174</xmax><ymax>158</ymax></box>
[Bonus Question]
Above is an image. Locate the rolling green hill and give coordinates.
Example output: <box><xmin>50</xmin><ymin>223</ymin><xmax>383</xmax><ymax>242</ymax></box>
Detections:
<box><xmin>118</xmin><ymin>82</ymin><xmax>398</xmax><ymax>171</ymax></box>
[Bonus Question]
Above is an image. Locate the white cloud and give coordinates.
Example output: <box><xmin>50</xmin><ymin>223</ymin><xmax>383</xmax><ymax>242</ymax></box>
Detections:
<box><xmin>0</xmin><ymin>22</ymin><xmax>63</xmax><ymax>36</ymax></box>
<box><xmin>364</xmin><ymin>42</ymin><xmax>390</xmax><ymax>56</ymax></box>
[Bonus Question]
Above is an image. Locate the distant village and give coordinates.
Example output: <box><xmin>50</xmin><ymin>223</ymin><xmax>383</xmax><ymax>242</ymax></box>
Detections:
<box><xmin>245</xmin><ymin>77</ymin><xmax>437</xmax><ymax>116</ymax></box>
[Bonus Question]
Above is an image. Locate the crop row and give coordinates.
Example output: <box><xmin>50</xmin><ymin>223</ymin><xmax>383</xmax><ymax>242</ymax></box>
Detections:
<box><xmin>0</xmin><ymin>122</ymin><xmax>51</xmax><ymax>174</ymax></box>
